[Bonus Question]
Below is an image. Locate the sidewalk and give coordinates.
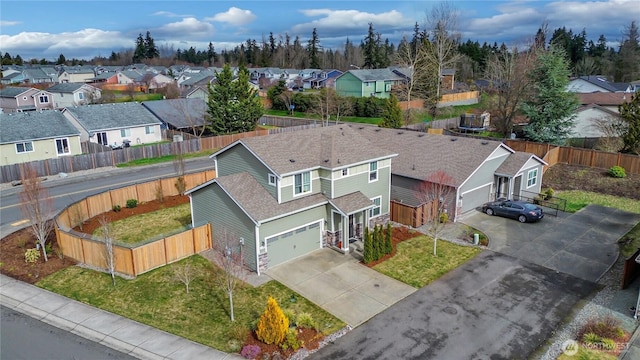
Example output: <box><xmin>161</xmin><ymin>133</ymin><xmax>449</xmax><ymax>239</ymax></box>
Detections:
<box><xmin>620</xmin><ymin>325</ymin><xmax>640</xmax><ymax>359</ymax></box>
<box><xmin>0</xmin><ymin>274</ymin><xmax>242</xmax><ymax>360</ymax></box>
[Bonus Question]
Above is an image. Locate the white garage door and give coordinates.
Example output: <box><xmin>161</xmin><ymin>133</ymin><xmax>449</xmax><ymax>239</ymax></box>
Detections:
<box><xmin>460</xmin><ymin>184</ymin><xmax>492</xmax><ymax>213</ymax></box>
<box><xmin>266</xmin><ymin>221</ymin><xmax>322</xmax><ymax>268</ymax></box>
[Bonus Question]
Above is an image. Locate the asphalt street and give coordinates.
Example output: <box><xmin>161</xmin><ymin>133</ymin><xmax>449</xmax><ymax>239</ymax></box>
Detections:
<box><xmin>0</xmin><ymin>305</ymin><xmax>137</xmax><ymax>360</ymax></box>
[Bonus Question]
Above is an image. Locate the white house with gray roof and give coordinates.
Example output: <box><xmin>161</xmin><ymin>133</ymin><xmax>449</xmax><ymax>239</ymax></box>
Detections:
<box><xmin>0</xmin><ymin>110</ymin><xmax>81</xmax><ymax>165</ymax></box>
<box><xmin>0</xmin><ymin>87</ymin><xmax>54</xmax><ymax>113</ymax></box>
<box><xmin>187</xmin><ymin>125</ymin><xmax>397</xmax><ymax>274</ymax></box>
<box><xmin>48</xmin><ymin>83</ymin><xmax>101</xmax><ymax>108</ymax></box>
<box><xmin>62</xmin><ymin>102</ymin><xmax>162</xmax><ymax>148</ymax></box>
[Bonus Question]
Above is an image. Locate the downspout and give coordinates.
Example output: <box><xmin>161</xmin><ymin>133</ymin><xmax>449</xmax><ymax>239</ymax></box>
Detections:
<box><xmin>255</xmin><ymin>225</ymin><xmax>261</xmax><ymax>276</ymax></box>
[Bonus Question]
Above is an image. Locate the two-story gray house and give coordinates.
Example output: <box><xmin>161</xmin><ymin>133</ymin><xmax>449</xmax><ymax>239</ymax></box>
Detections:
<box><xmin>187</xmin><ymin>126</ymin><xmax>397</xmax><ymax>274</ymax></box>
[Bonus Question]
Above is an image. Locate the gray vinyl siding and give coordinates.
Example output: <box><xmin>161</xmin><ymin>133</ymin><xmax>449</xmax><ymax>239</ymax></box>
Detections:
<box><xmin>390</xmin><ymin>175</ymin><xmax>422</xmax><ymax>206</ymax></box>
<box><xmin>190</xmin><ymin>184</ymin><xmax>258</xmax><ymax>270</ymax></box>
<box><xmin>459</xmin><ymin>155</ymin><xmax>508</xmax><ymax>194</ymax></box>
<box><xmin>519</xmin><ymin>161</ymin><xmax>544</xmax><ymax>194</ymax></box>
<box><xmin>334</xmin><ymin>166</ymin><xmax>391</xmax><ymax>213</ymax></box>
<box><xmin>259</xmin><ymin>205</ymin><xmax>327</xmax><ymax>245</ymax></box>
<box><xmin>216</xmin><ymin>145</ymin><xmax>277</xmax><ymax>199</ymax></box>
<box><xmin>280</xmin><ymin>175</ymin><xmax>321</xmax><ymax>203</ymax></box>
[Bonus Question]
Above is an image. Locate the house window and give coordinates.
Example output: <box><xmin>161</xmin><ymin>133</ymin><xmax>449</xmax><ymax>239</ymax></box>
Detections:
<box><xmin>268</xmin><ymin>174</ymin><xmax>276</xmax><ymax>186</ymax></box>
<box><xmin>78</xmin><ymin>92</ymin><xmax>85</xmax><ymax>100</ymax></box>
<box><xmin>38</xmin><ymin>94</ymin><xmax>49</xmax><ymax>103</ymax></box>
<box><xmin>97</xmin><ymin>132</ymin><xmax>108</xmax><ymax>145</ymax></box>
<box><xmin>56</xmin><ymin>138</ymin><xmax>70</xmax><ymax>155</ymax></box>
<box><xmin>294</xmin><ymin>172</ymin><xmax>311</xmax><ymax>195</ymax></box>
<box><xmin>527</xmin><ymin>169</ymin><xmax>538</xmax><ymax>188</ymax></box>
<box><xmin>120</xmin><ymin>128</ymin><xmax>131</xmax><ymax>137</ymax></box>
<box><xmin>369</xmin><ymin>161</ymin><xmax>378</xmax><ymax>182</ymax></box>
<box><xmin>342</xmin><ymin>168</ymin><xmax>348</xmax><ymax>176</ymax></box>
<box><xmin>370</xmin><ymin>197</ymin><xmax>381</xmax><ymax>217</ymax></box>
<box><xmin>145</xmin><ymin>126</ymin><xmax>154</xmax><ymax>134</ymax></box>
<box><xmin>16</xmin><ymin>141</ymin><xmax>34</xmax><ymax>153</ymax></box>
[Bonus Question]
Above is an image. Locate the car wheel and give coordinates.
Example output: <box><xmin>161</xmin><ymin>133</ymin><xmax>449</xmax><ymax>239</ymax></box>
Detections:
<box><xmin>518</xmin><ymin>215</ymin><xmax>527</xmax><ymax>223</ymax></box>
<box><xmin>486</xmin><ymin>208</ymin><xmax>494</xmax><ymax>216</ymax></box>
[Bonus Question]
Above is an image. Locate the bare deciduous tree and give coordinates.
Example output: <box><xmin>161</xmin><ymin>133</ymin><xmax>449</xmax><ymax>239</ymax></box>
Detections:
<box><xmin>173</xmin><ymin>260</ymin><xmax>196</xmax><ymax>293</ymax></box>
<box><xmin>414</xmin><ymin>170</ymin><xmax>455</xmax><ymax>256</ymax></box>
<box><xmin>591</xmin><ymin>115</ymin><xmax>626</xmax><ymax>152</ymax></box>
<box><xmin>211</xmin><ymin>227</ymin><xmax>246</xmax><ymax>322</ymax></box>
<box><xmin>169</xmin><ymin>99</ymin><xmax>207</xmax><ymax>137</ymax></box>
<box><xmin>394</xmin><ymin>35</ymin><xmax>430</xmax><ymax>127</ymax></box>
<box><xmin>19</xmin><ymin>165</ymin><xmax>54</xmax><ymax>262</ymax></box>
<box><xmin>173</xmin><ymin>142</ymin><xmax>187</xmax><ymax>195</ymax></box>
<box><xmin>98</xmin><ymin>217</ymin><xmax>117</xmax><ymax>286</ymax></box>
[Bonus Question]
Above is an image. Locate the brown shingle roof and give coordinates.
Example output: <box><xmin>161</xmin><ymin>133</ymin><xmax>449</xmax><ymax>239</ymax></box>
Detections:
<box><xmin>577</xmin><ymin>92</ymin><xmax>631</xmax><ymax>106</ymax></box>
<box><xmin>238</xmin><ymin>125</ymin><xmax>397</xmax><ymax>175</ymax></box>
<box><xmin>495</xmin><ymin>152</ymin><xmax>536</xmax><ymax>176</ymax></box>
<box><xmin>215</xmin><ymin>172</ymin><xmax>327</xmax><ymax>223</ymax></box>
<box><xmin>328</xmin><ymin>192</ymin><xmax>374</xmax><ymax>215</ymax></box>
<box><xmin>352</xmin><ymin>125</ymin><xmax>510</xmax><ymax>187</ymax></box>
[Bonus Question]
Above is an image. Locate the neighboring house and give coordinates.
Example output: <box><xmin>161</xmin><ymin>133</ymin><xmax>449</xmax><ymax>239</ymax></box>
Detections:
<box><xmin>0</xmin><ymin>87</ymin><xmax>54</xmax><ymax>113</ymax></box>
<box><xmin>353</xmin><ymin>126</ymin><xmax>546</xmax><ymax>221</ymax></box>
<box><xmin>62</xmin><ymin>102</ymin><xmax>162</xmax><ymax>147</ymax></box>
<box><xmin>141</xmin><ymin>98</ymin><xmax>207</xmax><ymax>135</ymax></box>
<box><xmin>567</xmin><ymin>75</ymin><xmax>631</xmax><ymax>93</ymax></box>
<box><xmin>87</xmin><ymin>71</ymin><xmax>118</xmax><ymax>85</ymax></box>
<box><xmin>180</xmin><ymin>85</ymin><xmax>209</xmax><ymax>101</ymax></box>
<box><xmin>0</xmin><ymin>110</ymin><xmax>82</xmax><ymax>165</ymax></box>
<box><xmin>187</xmin><ymin>125</ymin><xmax>397</xmax><ymax>273</ymax></box>
<box><xmin>302</xmin><ymin>69</ymin><xmax>343</xmax><ymax>89</ymax></box>
<box><xmin>146</xmin><ymin>73</ymin><xmax>174</xmax><ymax>91</ymax></box>
<box><xmin>21</xmin><ymin>68</ymin><xmax>57</xmax><ymax>84</ymax></box>
<box><xmin>576</xmin><ymin>92</ymin><xmax>630</xmax><ymax>112</ymax></box>
<box><xmin>0</xmin><ymin>72</ymin><xmax>25</xmax><ymax>85</ymax></box>
<box><xmin>48</xmin><ymin>83</ymin><xmax>102</xmax><ymax>108</ymax></box>
<box><xmin>335</xmin><ymin>69</ymin><xmax>405</xmax><ymax>98</ymax></box>
<box><xmin>58</xmin><ymin>66</ymin><xmax>95</xmax><ymax>83</ymax></box>
<box><xmin>571</xmin><ymin>104</ymin><xmax>621</xmax><ymax>138</ymax></box>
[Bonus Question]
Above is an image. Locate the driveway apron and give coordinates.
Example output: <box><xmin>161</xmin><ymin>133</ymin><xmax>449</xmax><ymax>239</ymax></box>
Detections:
<box><xmin>461</xmin><ymin>204</ymin><xmax>640</xmax><ymax>282</ymax></box>
<box><xmin>265</xmin><ymin>249</ymin><xmax>416</xmax><ymax>327</ymax></box>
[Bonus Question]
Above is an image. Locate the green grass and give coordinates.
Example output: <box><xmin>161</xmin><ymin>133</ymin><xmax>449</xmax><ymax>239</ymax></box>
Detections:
<box><xmin>37</xmin><ymin>256</ymin><xmax>345</xmax><ymax>352</ymax></box>
<box><xmin>373</xmin><ymin>235</ymin><xmax>481</xmax><ymax>288</ymax></box>
<box><xmin>619</xmin><ymin>222</ymin><xmax>640</xmax><ymax>258</ymax></box>
<box><xmin>116</xmin><ymin>150</ymin><xmax>212</xmax><ymax>167</ymax></box>
<box><xmin>556</xmin><ymin>190</ymin><xmax>640</xmax><ymax>214</ymax></box>
<box><xmin>556</xmin><ymin>346</ymin><xmax>617</xmax><ymax>360</ymax></box>
<box><xmin>264</xmin><ymin>109</ymin><xmax>382</xmax><ymax>125</ymax></box>
<box><xmin>94</xmin><ymin>203</ymin><xmax>191</xmax><ymax>245</ymax></box>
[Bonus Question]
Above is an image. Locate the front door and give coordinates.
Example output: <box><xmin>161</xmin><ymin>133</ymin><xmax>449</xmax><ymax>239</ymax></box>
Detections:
<box><xmin>512</xmin><ymin>175</ymin><xmax>522</xmax><ymax>200</ymax></box>
<box><xmin>348</xmin><ymin>214</ymin><xmax>356</xmax><ymax>239</ymax></box>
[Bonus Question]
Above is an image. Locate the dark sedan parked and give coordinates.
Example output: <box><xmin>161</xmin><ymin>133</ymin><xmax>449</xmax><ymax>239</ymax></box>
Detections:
<box><xmin>481</xmin><ymin>200</ymin><xmax>544</xmax><ymax>223</ymax></box>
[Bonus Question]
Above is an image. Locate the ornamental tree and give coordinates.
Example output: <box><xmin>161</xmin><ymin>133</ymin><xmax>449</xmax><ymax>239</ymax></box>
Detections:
<box><xmin>256</xmin><ymin>296</ymin><xmax>289</xmax><ymax>345</ymax></box>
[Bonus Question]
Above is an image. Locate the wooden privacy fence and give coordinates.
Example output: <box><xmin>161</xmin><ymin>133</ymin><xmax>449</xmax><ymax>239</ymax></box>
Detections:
<box><xmin>55</xmin><ymin>171</ymin><xmax>215</xmax><ymax>277</ymax></box>
<box><xmin>504</xmin><ymin>140</ymin><xmax>640</xmax><ymax>175</ymax></box>
<box><xmin>390</xmin><ymin>200</ymin><xmax>438</xmax><ymax>228</ymax></box>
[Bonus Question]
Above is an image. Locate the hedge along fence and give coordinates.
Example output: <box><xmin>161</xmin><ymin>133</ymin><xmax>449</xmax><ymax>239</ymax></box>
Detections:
<box><xmin>504</xmin><ymin>140</ymin><xmax>640</xmax><ymax>175</ymax></box>
<box><xmin>55</xmin><ymin>171</ymin><xmax>215</xmax><ymax>277</ymax></box>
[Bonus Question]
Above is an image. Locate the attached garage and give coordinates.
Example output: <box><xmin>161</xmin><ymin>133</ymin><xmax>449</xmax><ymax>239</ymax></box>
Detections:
<box><xmin>265</xmin><ymin>221</ymin><xmax>322</xmax><ymax>268</ymax></box>
<box><xmin>460</xmin><ymin>183</ymin><xmax>492</xmax><ymax>213</ymax></box>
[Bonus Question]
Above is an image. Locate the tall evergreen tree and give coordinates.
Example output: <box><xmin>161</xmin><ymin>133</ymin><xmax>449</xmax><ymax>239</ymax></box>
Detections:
<box><xmin>144</xmin><ymin>31</ymin><xmax>159</xmax><ymax>59</ymax></box>
<box><xmin>522</xmin><ymin>45</ymin><xmax>579</xmax><ymax>144</ymax></box>
<box><xmin>207</xmin><ymin>42</ymin><xmax>216</xmax><ymax>66</ymax></box>
<box><xmin>307</xmin><ymin>28</ymin><xmax>321</xmax><ymax>68</ymax></box>
<box><xmin>56</xmin><ymin>54</ymin><xmax>66</xmax><ymax>65</ymax></box>
<box><xmin>133</xmin><ymin>33</ymin><xmax>146</xmax><ymax>62</ymax></box>
<box><xmin>363</xmin><ymin>23</ymin><xmax>378</xmax><ymax>69</ymax></box>
<box><xmin>379</xmin><ymin>94</ymin><xmax>403</xmax><ymax>128</ymax></box>
<box><xmin>619</xmin><ymin>92</ymin><xmax>640</xmax><ymax>154</ymax></box>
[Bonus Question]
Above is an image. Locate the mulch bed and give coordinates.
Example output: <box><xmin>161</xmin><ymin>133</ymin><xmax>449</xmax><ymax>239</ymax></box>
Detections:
<box><xmin>542</xmin><ymin>163</ymin><xmax>640</xmax><ymax>200</ymax></box>
<box><xmin>243</xmin><ymin>327</ymin><xmax>324</xmax><ymax>359</ymax></box>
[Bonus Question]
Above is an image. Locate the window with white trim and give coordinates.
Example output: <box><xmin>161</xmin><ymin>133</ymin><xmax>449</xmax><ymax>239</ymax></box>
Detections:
<box><xmin>370</xmin><ymin>197</ymin><xmax>381</xmax><ymax>217</ymax></box>
<box><xmin>78</xmin><ymin>92</ymin><xmax>85</xmax><ymax>100</ymax></box>
<box><xmin>294</xmin><ymin>172</ymin><xmax>311</xmax><ymax>195</ymax></box>
<box><xmin>16</xmin><ymin>141</ymin><xmax>34</xmax><ymax>153</ymax></box>
<box><xmin>527</xmin><ymin>168</ymin><xmax>538</xmax><ymax>188</ymax></box>
<box><xmin>38</xmin><ymin>94</ymin><xmax>49</xmax><ymax>104</ymax></box>
<box><xmin>145</xmin><ymin>125</ymin><xmax>154</xmax><ymax>134</ymax></box>
<box><xmin>268</xmin><ymin>173</ymin><xmax>276</xmax><ymax>186</ymax></box>
<box><xmin>120</xmin><ymin>128</ymin><xmax>131</xmax><ymax>137</ymax></box>
<box><xmin>55</xmin><ymin>138</ymin><xmax>70</xmax><ymax>155</ymax></box>
<box><xmin>342</xmin><ymin>168</ymin><xmax>348</xmax><ymax>176</ymax></box>
<box><xmin>369</xmin><ymin>161</ymin><xmax>378</xmax><ymax>182</ymax></box>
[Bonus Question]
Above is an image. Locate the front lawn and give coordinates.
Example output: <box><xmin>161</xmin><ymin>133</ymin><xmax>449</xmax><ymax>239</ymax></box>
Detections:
<box><xmin>93</xmin><ymin>203</ymin><xmax>191</xmax><ymax>244</ymax></box>
<box><xmin>37</xmin><ymin>255</ymin><xmax>345</xmax><ymax>353</ymax></box>
<box><xmin>373</xmin><ymin>235</ymin><xmax>481</xmax><ymax>288</ymax></box>
<box><xmin>116</xmin><ymin>150</ymin><xmax>212</xmax><ymax>167</ymax></box>
<box><xmin>556</xmin><ymin>190</ymin><xmax>640</xmax><ymax>214</ymax></box>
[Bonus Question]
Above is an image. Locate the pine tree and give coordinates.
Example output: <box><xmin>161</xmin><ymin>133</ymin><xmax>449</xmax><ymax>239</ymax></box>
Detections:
<box><xmin>144</xmin><ymin>31</ymin><xmax>159</xmax><ymax>59</ymax></box>
<box><xmin>133</xmin><ymin>33</ymin><xmax>146</xmax><ymax>63</ymax></box>
<box><xmin>619</xmin><ymin>92</ymin><xmax>640</xmax><ymax>155</ymax></box>
<box><xmin>256</xmin><ymin>296</ymin><xmax>289</xmax><ymax>345</ymax></box>
<box><xmin>307</xmin><ymin>28</ymin><xmax>321</xmax><ymax>68</ymax></box>
<box><xmin>373</xmin><ymin>225</ymin><xmax>382</xmax><ymax>261</ymax></box>
<box><xmin>363</xmin><ymin>227</ymin><xmax>373</xmax><ymax>264</ymax></box>
<box><xmin>379</xmin><ymin>94</ymin><xmax>403</xmax><ymax>128</ymax></box>
<box><xmin>206</xmin><ymin>64</ymin><xmax>234</xmax><ymax>134</ymax></box>
<box><xmin>385</xmin><ymin>223</ymin><xmax>393</xmax><ymax>255</ymax></box>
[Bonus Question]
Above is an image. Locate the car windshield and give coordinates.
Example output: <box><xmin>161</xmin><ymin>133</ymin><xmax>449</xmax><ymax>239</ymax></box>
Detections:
<box><xmin>523</xmin><ymin>203</ymin><xmax>538</xmax><ymax>210</ymax></box>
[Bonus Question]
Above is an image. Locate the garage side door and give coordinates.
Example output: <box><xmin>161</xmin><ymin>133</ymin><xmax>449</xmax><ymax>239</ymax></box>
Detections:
<box><xmin>460</xmin><ymin>184</ymin><xmax>492</xmax><ymax>213</ymax></box>
<box><xmin>266</xmin><ymin>221</ymin><xmax>322</xmax><ymax>268</ymax></box>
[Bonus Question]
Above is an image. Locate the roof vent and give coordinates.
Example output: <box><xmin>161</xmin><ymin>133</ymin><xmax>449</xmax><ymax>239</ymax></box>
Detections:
<box><xmin>412</xmin><ymin>164</ymin><xmax>415</xmax><ymax>170</ymax></box>
<box><xmin>418</xmin><ymin>134</ymin><xmax>425</xmax><ymax>137</ymax></box>
<box><xmin>375</xmin><ymin>128</ymin><xmax>381</xmax><ymax>132</ymax></box>
<box><xmin>450</xmin><ymin>138</ymin><xmax>457</xmax><ymax>141</ymax></box>
<box><xmin>324</xmin><ymin>159</ymin><xmax>329</xmax><ymax>163</ymax></box>
<box><xmin>358</xmin><ymin>126</ymin><xmax>364</xmax><ymax>130</ymax></box>
<box><xmin>289</xmin><ymin>159</ymin><xmax>295</xmax><ymax>163</ymax></box>
<box><xmin>481</xmin><ymin>141</ymin><xmax>489</xmax><ymax>145</ymax></box>
<box><xmin>397</xmin><ymin>131</ymin><xmax>404</xmax><ymax>135</ymax></box>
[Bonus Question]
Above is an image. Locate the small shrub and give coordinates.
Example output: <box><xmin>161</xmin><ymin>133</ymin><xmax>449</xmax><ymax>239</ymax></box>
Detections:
<box><xmin>295</xmin><ymin>312</ymin><xmax>318</xmax><ymax>330</ymax></box>
<box><xmin>126</xmin><ymin>199</ymin><xmax>138</xmax><ymax>208</ymax></box>
<box><xmin>45</xmin><ymin>243</ymin><xmax>53</xmax><ymax>255</ymax></box>
<box><xmin>543</xmin><ymin>187</ymin><xmax>555</xmax><ymax>200</ymax></box>
<box><xmin>608</xmin><ymin>165</ymin><xmax>626</xmax><ymax>178</ymax></box>
<box><xmin>439</xmin><ymin>212</ymin><xmax>449</xmax><ymax>223</ymax></box>
<box><xmin>112</xmin><ymin>204</ymin><xmax>122</xmax><ymax>212</ymax></box>
<box><xmin>175</xmin><ymin>176</ymin><xmax>187</xmax><ymax>195</ymax></box>
<box><xmin>601</xmin><ymin>338</ymin><xmax>616</xmax><ymax>350</ymax></box>
<box><xmin>582</xmin><ymin>332</ymin><xmax>601</xmax><ymax>345</ymax></box>
<box><xmin>256</xmin><ymin>296</ymin><xmax>289</xmax><ymax>345</ymax></box>
<box><xmin>282</xmin><ymin>309</ymin><xmax>296</xmax><ymax>327</ymax></box>
<box><xmin>25</xmin><ymin>248</ymin><xmax>40</xmax><ymax>264</ymax></box>
<box><xmin>578</xmin><ymin>316</ymin><xmax>624</xmax><ymax>341</ymax></box>
<box><xmin>280</xmin><ymin>328</ymin><xmax>302</xmax><ymax>351</ymax></box>
<box><xmin>155</xmin><ymin>184</ymin><xmax>165</xmax><ymax>203</ymax></box>
<box><xmin>240</xmin><ymin>344</ymin><xmax>261</xmax><ymax>359</ymax></box>
<box><xmin>228</xmin><ymin>323</ymin><xmax>250</xmax><ymax>342</ymax></box>
<box><xmin>227</xmin><ymin>339</ymin><xmax>243</xmax><ymax>353</ymax></box>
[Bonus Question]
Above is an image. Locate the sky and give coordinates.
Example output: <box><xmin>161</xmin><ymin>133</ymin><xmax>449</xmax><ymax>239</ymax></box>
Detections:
<box><xmin>0</xmin><ymin>0</ymin><xmax>637</xmax><ymax>61</ymax></box>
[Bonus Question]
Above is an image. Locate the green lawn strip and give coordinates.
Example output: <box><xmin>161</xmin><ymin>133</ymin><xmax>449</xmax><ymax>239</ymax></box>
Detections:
<box><xmin>556</xmin><ymin>190</ymin><xmax>640</xmax><ymax>214</ymax></box>
<box><xmin>373</xmin><ymin>235</ymin><xmax>481</xmax><ymax>288</ymax></box>
<box><xmin>619</xmin><ymin>222</ymin><xmax>640</xmax><ymax>259</ymax></box>
<box><xmin>556</xmin><ymin>346</ymin><xmax>617</xmax><ymax>360</ymax></box>
<box><xmin>37</xmin><ymin>255</ymin><xmax>345</xmax><ymax>352</ymax></box>
<box><xmin>94</xmin><ymin>203</ymin><xmax>191</xmax><ymax>245</ymax></box>
<box><xmin>116</xmin><ymin>150</ymin><xmax>212</xmax><ymax>167</ymax></box>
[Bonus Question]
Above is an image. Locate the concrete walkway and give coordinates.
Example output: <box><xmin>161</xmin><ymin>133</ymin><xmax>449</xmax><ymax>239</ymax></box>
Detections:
<box><xmin>266</xmin><ymin>249</ymin><xmax>417</xmax><ymax>327</ymax></box>
<box><xmin>0</xmin><ymin>274</ymin><xmax>242</xmax><ymax>360</ymax></box>
<box><xmin>461</xmin><ymin>205</ymin><xmax>640</xmax><ymax>282</ymax></box>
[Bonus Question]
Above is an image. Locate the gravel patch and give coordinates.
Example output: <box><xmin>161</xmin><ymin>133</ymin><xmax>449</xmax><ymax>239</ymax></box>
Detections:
<box><xmin>289</xmin><ymin>325</ymin><xmax>352</xmax><ymax>360</ymax></box>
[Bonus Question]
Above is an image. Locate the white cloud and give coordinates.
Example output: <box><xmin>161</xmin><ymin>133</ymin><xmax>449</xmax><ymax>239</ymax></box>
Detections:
<box><xmin>292</xmin><ymin>9</ymin><xmax>407</xmax><ymax>36</ymax></box>
<box><xmin>155</xmin><ymin>17</ymin><xmax>215</xmax><ymax>39</ymax></box>
<box><xmin>151</xmin><ymin>11</ymin><xmax>192</xmax><ymax>18</ymax></box>
<box><xmin>0</xmin><ymin>20</ymin><xmax>21</xmax><ymax>27</ymax></box>
<box><xmin>208</xmin><ymin>7</ymin><xmax>256</xmax><ymax>26</ymax></box>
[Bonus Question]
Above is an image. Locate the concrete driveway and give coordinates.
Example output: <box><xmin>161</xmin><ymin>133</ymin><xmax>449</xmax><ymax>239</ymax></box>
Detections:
<box><xmin>310</xmin><ymin>251</ymin><xmax>596</xmax><ymax>359</ymax></box>
<box><xmin>265</xmin><ymin>249</ymin><xmax>416</xmax><ymax>327</ymax></box>
<box><xmin>461</xmin><ymin>204</ymin><xmax>640</xmax><ymax>282</ymax></box>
